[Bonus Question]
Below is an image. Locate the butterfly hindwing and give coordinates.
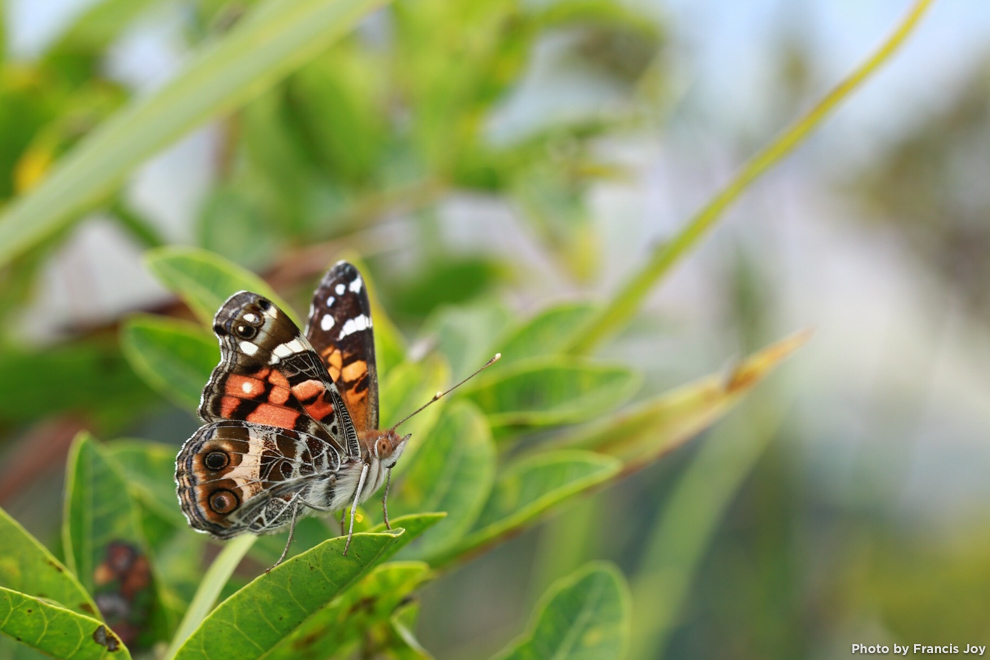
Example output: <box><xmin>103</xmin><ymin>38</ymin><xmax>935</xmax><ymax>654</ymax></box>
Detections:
<box><xmin>305</xmin><ymin>261</ymin><xmax>379</xmax><ymax>434</ymax></box>
<box><xmin>176</xmin><ymin>420</ymin><xmax>343</xmax><ymax>538</ymax></box>
<box><xmin>200</xmin><ymin>291</ymin><xmax>360</xmax><ymax>457</ymax></box>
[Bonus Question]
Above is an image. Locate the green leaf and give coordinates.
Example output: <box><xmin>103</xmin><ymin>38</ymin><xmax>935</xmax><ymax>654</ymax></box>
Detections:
<box><xmin>120</xmin><ymin>315</ymin><xmax>217</xmax><ymax>410</ymax></box>
<box><xmin>173</xmin><ymin>515</ymin><xmax>442</xmax><ymax>660</ymax></box>
<box><xmin>0</xmin><ymin>508</ymin><xmax>98</xmax><ymax>618</ymax></box>
<box><xmin>0</xmin><ymin>587</ymin><xmax>131</xmax><ymax>660</ymax></box>
<box><xmin>491</xmin><ymin>302</ymin><xmax>597</xmax><ymax>369</ymax></box>
<box><xmin>556</xmin><ymin>331</ymin><xmax>812</xmax><ymax>468</ymax></box>
<box><xmin>108</xmin><ymin>440</ymin><xmax>187</xmax><ymax>527</ymax></box>
<box><xmin>0</xmin><ymin>339</ymin><xmax>152</xmax><ymax>427</ymax></box>
<box><xmin>391</xmin><ymin>401</ymin><xmax>496</xmax><ymax>558</ymax></box>
<box><xmin>493</xmin><ymin>563</ymin><xmax>629</xmax><ymax>660</ymax></box>
<box><xmin>463</xmin><ymin>359</ymin><xmax>640</xmax><ymax>428</ymax></box>
<box><xmin>420</xmin><ymin>299</ymin><xmax>510</xmax><ymax>381</ymax></box>
<box><xmin>266</xmin><ymin>562</ymin><xmax>430</xmax><ymax>660</ymax></box>
<box><xmin>144</xmin><ymin>246</ymin><xmax>297</xmax><ymax>326</ymax></box>
<box><xmin>378</xmin><ymin>357</ymin><xmax>451</xmax><ymax>472</ymax></box>
<box><xmin>63</xmin><ymin>433</ymin><xmax>169</xmax><ymax>649</ymax></box>
<box><xmin>434</xmin><ymin>451</ymin><xmax>620</xmax><ymax>567</ymax></box>
<box><xmin>0</xmin><ymin>0</ymin><xmax>391</xmax><ymax>267</ymax></box>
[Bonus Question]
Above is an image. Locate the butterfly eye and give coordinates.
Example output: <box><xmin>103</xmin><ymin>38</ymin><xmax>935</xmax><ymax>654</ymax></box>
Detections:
<box><xmin>376</xmin><ymin>437</ymin><xmax>390</xmax><ymax>458</ymax></box>
<box><xmin>234</xmin><ymin>323</ymin><xmax>257</xmax><ymax>339</ymax></box>
<box><xmin>209</xmin><ymin>489</ymin><xmax>239</xmax><ymax>514</ymax></box>
<box><xmin>204</xmin><ymin>451</ymin><xmax>229</xmax><ymax>471</ymax></box>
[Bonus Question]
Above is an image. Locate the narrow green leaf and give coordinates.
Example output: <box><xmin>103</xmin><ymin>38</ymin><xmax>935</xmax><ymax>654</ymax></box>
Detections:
<box><xmin>555</xmin><ymin>331</ymin><xmax>811</xmax><ymax>468</ymax></box>
<box><xmin>493</xmin><ymin>563</ymin><xmax>629</xmax><ymax>660</ymax></box>
<box><xmin>0</xmin><ymin>0</ymin><xmax>391</xmax><ymax>267</ymax></box>
<box><xmin>0</xmin><ymin>508</ymin><xmax>98</xmax><ymax>618</ymax></box>
<box><xmin>0</xmin><ymin>587</ymin><xmax>131</xmax><ymax>660</ymax></box>
<box><xmin>434</xmin><ymin>452</ymin><xmax>620</xmax><ymax>567</ymax></box>
<box><xmin>266</xmin><ymin>562</ymin><xmax>430</xmax><ymax>660</ymax></box>
<box><xmin>463</xmin><ymin>359</ymin><xmax>640</xmax><ymax>427</ymax></box>
<box><xmin>163</xmin><ymin>535</ymin><xmax>256</xmax><ymax>660</ymax></box>
<box><xmin>386</xmin><ymin>600</ymin><xmax>432</xmax><ymax>660</ymax></box>
<box><xmin>120</xmin><ymin>315</ymin><xmax>217</xmax><ymax>410</ymax></box>
<box><xmin>173</xmin><ymin>516</ymin><xmax>442</xmax><ymax>660</ymax></box>
<box><xmin>391</xmin><ymin>401</ymin><xmax>496</xmax><ymax>558</ymax></box>
<box><xmin>144</xmin><ymin>246</ymin><xmax>297</xmax><ymax>326</ymax></box>
<box><xmin>63</xmin><ymin>433</ymin><xmax>169</xmax><ymax>649</ymax></box>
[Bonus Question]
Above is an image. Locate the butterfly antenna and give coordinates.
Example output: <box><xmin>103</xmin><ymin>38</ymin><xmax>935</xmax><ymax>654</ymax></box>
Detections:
<box><xmin>390</xmin><ymin>353</ymin><xmax>501</xmax><ymax>431</ymax></box>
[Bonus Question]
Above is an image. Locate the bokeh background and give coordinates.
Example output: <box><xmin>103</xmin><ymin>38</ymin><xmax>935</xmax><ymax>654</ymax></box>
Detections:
<box><xmin>1</xmin><ymin>0</ymin><xmax>988</xmax><ymax>658</ymax></box>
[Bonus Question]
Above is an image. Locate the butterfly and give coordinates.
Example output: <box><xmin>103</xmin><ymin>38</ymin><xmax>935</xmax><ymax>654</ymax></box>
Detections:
<box><xmin>175</xmin><ymin>261</ymin><xmax>497</xmax><ymax>567</ymax></box>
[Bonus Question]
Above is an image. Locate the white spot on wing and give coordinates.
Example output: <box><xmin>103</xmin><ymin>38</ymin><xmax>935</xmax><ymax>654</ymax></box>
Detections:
<box><xmin>272</xmin><ymin>339</ymin><xmax>304</xmax><ymax>358</ymax></box>
<box><xmin>243</xmin><ymin>313</ymin><xmax>258</xmax><ymax>323</ymax></box>
<box><xmin>240</xmin><ymin>341</ymin><xmax>259</xmax><ymax>356</ymax></box>
<box><xmin>349</xmin><ymin>276</ymin><xmax>363</xmax><ymax>293</ymax></box>
<box><xmin>335</xmin><ymin>284</ymin><xmax>345</xmax><ymax>295</ymax></box>
<box><xmin>321</xmin><ymin>314</ymin><xmax>335</xmax><ymax>331</ymax></box>
<box><xmin>241</xmin><ymin>381</ymin><xmax>253</xmax><ymax>393</ymax></box>
<box><xmin>326</xmin><ymin>296</ymin><xmax>335</xmax><ymax>307</ymax></box>
<box><xmin>339</xmin><ymin>314</ymin><xmax>372</xmax><ymax>338</ymax></box>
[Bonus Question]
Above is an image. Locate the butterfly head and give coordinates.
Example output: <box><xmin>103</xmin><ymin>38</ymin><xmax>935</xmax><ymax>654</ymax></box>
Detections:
<box><xmin>372</xmin><ymin>429</ymin><xmax>412</xmax><ymax>468</ymax></box>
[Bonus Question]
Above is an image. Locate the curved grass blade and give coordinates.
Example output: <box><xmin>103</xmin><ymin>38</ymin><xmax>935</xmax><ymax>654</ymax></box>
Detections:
<box><xmin>462</xmin><ymin>359</ymin><xmax>640</xmax><ymax>428</ymax></box>
<box><xmin>433</xmin><ymin>452</ymin><xmax>620</xmax><ymax>568</ymax></box>
<box><xmin>0</xmin><ymin>0</ymin><xmax>391</xmax><ymax>268</ymax></box>
<box><xmin>0</xmin><ymin>586</ymin><xmax>131</xmax><ymax>660</ymax></box>
<box><xmin>391</xmin><ymin>401</ymin><xmax>495</xmax><ymax>559</ymax></box>
<box><xmin>493</xmin><ymin>563</ymin><xmax>630</xmax><ymax>660</ymax></box>
<box><xmin>0</xmin><ymin>508</ymin><xmax>98</xmax><ymax>618</ymax></box>
<box><xmin>120</xmin><ymin>315</ymin><xmax>217</xmax><ymax>410</ymax></box>
<box><xmin>556</xmin><ymin>330</ymin><xmax>811</xmax><ymax>468</ymax></box>
<box><xmin>145</xmin><ymin>247</ymin><xmax>297</xmax><ymax>326</ymax></box>
<box><xmin>162</xmin><ymin>535</ymin><xmax>256</xmax><ymax>660</ymax></box>
<box><xmin>566</xmin><ymin>0</ymin><xmax>936</xmax><ymax>354</ymax></box>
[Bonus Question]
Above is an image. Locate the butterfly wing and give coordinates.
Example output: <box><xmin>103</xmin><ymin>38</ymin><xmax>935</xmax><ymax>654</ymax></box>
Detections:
<box><xmin>200</xmin><ymin>291</ymin><xmax>360</xmax><ymax>458</ymax></box>
<box><xmin>305</xmin><ymin>261</ymin><xmax>379</xmax><ymax>433</ymax></box>
<box><xmin>176</xmin><ymin>421</ymin><xmax>344</xmax><ymax>538</ymax></box>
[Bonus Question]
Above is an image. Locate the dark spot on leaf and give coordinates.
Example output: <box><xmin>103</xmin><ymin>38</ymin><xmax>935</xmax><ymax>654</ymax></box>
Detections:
<box><xmin>80</xmin><ymin>603</ymin><xmax>96</xmax><ymax>615</ymax></box>
<box><xmin>347</xmin><ymin>596</ymin><xmax>376</xmax><ymax>615</ymax></box>
<box><xmin>93</xmin><ymin>625</ymin><xmax>121</xmax><ymax>652</ymax></box>
<box><xmin>25</xmin><ymin>609</ymin><xmax>31</xmax><ymax>613</ymax></box>
<box><xmin>46</xmin><ymin>559</ymin><xmax>64</xmax><ymax>573</ymax></box>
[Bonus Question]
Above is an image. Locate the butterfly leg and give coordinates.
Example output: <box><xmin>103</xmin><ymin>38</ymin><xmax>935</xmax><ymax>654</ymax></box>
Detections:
<box><xmin>381</xmin><ymin>468</ymin><xmax>392</xmax><ymax>530</ymax></box>
<box><xmin>343</xmin><ymin>463</ymin><xmax>369</xmax><ymax>556</ymax></box>
<box><xmin>339</xmin><ymin>510</ymin><xmax>346</xmax><ymax>536</ymax></box>
<box><xmin>267</xmin><ymin>496</ymin><xmax>301</xmax><ymax>573</ymax></box>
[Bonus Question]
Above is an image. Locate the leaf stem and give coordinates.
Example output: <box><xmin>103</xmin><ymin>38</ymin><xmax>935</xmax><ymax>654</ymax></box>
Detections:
<box><xmin>163</xmin><ymin>535</ymin><xmax>256</xmax><ymax>660</ymax></box>
<box><xmin>566</xmin><ymin>0</ymin><xmax>936</xmax><ymax>355</ymax></box>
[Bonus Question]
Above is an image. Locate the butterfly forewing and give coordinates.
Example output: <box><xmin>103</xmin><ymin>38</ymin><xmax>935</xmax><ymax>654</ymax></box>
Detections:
<box><xmin>200</xmin><ymin>291</ymin><xmax>360</xmax><ymax>457</ymax></box>
<box><xmin>305</xmin><ymin>261</ymin><xmax>379</xmax><ymax>433</ymax></box>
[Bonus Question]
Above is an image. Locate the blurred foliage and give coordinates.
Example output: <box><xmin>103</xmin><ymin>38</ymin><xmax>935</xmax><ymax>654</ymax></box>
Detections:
<box><xmin>0</xmin><ymin>0</ymin><xmax>938</xmax><ymax>657</ymax></box>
